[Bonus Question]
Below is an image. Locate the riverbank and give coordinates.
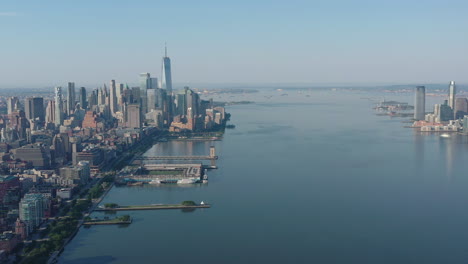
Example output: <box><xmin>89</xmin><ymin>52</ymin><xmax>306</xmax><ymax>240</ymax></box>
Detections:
<box><xmin>41</xmin><ymin>131</ymin><xmax>164</xmax><ymax>264</ymax></box>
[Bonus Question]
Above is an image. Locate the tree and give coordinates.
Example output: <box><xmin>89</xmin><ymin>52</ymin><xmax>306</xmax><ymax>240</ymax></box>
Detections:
<box><xmin>181</xmin><ymin>201</ymin><xmax>196</xmax><ymax>206</ymax></box>
<box><xmin>104</xmin><ymin>203</ymin><xmax>118</xmax><ymax>208</ymax></box>
<box><xmin>118</xmin><ymin>215</ymin><xmax>131</xmax><ymax>222</ymax></box>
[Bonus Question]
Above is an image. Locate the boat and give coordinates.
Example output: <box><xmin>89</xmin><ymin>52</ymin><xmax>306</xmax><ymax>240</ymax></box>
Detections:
<box><xmin>440</xmin><ymin>133</ymin><xmax>450</xmax><ymax>138</ymax></box>
<box><xmin>177</xmin><ymin>178</ymin><xmax>198</xmax><ymax>184</ymax></box>
<box><xmin>149</xmin><ymin>179</ymin><xmax>161</xmax><ymax>184</ymax></box>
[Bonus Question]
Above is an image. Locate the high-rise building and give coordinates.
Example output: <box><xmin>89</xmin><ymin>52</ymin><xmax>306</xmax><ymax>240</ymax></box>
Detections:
<box><xmin>140</xmin><ymin>73</ymin><xmax>151</xmax><ymax>90</ymax></box>
<box><xmin>54</xmin><ymin>87</ymin><xmax>64</xmax><ymax>126</ymax></box>
<box><xmin>161</xmin><ymin>45</ymin><xmax>173</xmax><ymax>95</ymax></box>
<box><xmin>131</xmin><ymin>87</ymin><xmax>141</xmax><ymax>104</ymax></box>
<box><xmin>109</xmin><ymin>80</ymin><xmax>117</xmax><ymax>115</ymax></box>
<box><xmin>116</xmin><ymin>83</ymin><xmax>124</xmax><ymax>109</ymax></box>
<box><xmin>186</xmin><ymin>88</ymin><xmax>200</xmax><ymax>117</ymax></box>
<box><xmin>414</xmin><ymin>86</ymin><xmax>426</xmax><ymax>120</ymax></box>
<box><xmin>439</xmin><ymin>100</ymin><xmax>454</xmax><ymax>122</ymax></box>
<box><xmin>464</xmin><ymin>116</ymin><xmax>468</xmax><ymax>134</ymax></box>
<box><xmin>78</xmin><ymin>161</ymin><xmax>91</xmax><ymax>181</ymax></box>
<box><xmin>88</xmin><ymin>90</ymin><xmax>98</xmax><ymax>109</ymax></box>
<box><xmin>97</xmin><ymin>88</ymin><xmax>106</xmax><ymax>105</ymax></box>
<box><xmin>45</xmin><ymin>100</ymin><xmax>55</xmax><ymax>124</ymax></box>
<box><xmin>67</xmin><ymin>82</ymin><xmax>76</xmax><ymax>115</ymax></box>
<box><xmin>176</xmin><ymin>90</ymin><xmax>187</xmax><ymax>115</ymax></box>
<box><xmin>7</xmin><ymin>97</ymin><xmax>19</xmax><ymax>114</ymax></box>
<box><xmin>454</xmin><ymin>97</ymin><xmax>468</xmax><ymax>119</ymax></box>
<box><xmin>448</xmin><ymin>81</ymin><xmax>456</xmax><ymax>110</ymax></box>
<box><xmin>126</xmin><ymin>104</ymin><xmax>141</xmax><ymax>128</ymax></box>
<box><xmin>19</xmin><ymin>193</ymin><xmax>45</xmax><ymax>233</ymax></box>
<box><xmin>150</xmin><ymin>77</ymin><xmax>159</xmax><ymax>89</ymax></box>
<box><xmin>147</xmin><ymin>88</ymin><xmax>157</xmax><ymax>112</ymax></box>
<box><xmin>24</xmin><ymin>97</ymin><xmax>45</xmax><ymax>122</ymax></box>
<box><xmin>79</xmin><ymin>87</ymin><xmax>87</xmax><ymax>109</ymax></box>
<box><xmin>140</xmin><ymin>73</ymin><xmax>150</xmax><ymax>114</ymax></box>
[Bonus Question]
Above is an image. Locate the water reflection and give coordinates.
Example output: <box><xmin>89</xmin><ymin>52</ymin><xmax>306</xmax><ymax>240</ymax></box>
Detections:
<box><xmin>416</xmin><ymin>132</ymin><xmax>468</xmax><ymax>181</ymax></box>
<box><xmin>438</xmin><ymin>135</ymin><xmax>455</xmax><ymax>179</ymax></box>
<box><xmin>413</xmin><ymin>131</ymin><xmax>425</xmax><ymax>168</ymax></box>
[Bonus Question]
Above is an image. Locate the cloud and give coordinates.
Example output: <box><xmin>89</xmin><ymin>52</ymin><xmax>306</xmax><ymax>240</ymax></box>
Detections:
<box><xmin>0</xmin><ymin>12</ymin><xmax>18</xmax><ymax>17</ymax></box>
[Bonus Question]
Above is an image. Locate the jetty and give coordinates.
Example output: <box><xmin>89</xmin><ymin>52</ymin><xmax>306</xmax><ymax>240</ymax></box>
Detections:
<box><xmin>94</xmin><ymin>204</ymin><xmax>210</xmax><ymax>211</ymax></box>
<box><xmin>83</xmin><ymin>220</ymin><xmax>132</xmax><ymax>225</ymax></box>
<box><xmin>93</xmin><ymin>201</ymin><xmax>210</xmax><ymax>212</ymax></box>
<box><xmin>83</xmin><ymin>215</ymin><xmax>132</xmax><ymax>225</ymax></box>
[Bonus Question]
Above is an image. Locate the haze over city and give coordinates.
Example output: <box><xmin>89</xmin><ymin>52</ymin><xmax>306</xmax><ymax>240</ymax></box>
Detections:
<box><xmin>2</xmin><ymin>0</ymin><xmax>468</xmax><ymax>88</ymax></box>
<box><xmin>3</xmin><ymin>1</ymin><xmax>468</xmax><ymax>264</ymax></box>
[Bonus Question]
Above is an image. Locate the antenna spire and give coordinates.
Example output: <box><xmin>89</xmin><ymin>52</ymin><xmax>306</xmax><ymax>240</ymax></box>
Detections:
<box><xmin>165</xmin><ymin>42</ymin><xmax>167</xmax><ymax>57</ymax></box>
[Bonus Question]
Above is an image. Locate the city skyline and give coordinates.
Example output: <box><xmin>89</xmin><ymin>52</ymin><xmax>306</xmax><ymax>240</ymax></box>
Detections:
<box><xmin>2</xmin><ymin>1</ymin><xmax>468</xmax><ymax>88</ymax></box>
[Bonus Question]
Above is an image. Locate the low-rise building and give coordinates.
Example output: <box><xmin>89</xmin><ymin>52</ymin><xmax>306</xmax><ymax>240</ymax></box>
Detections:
<box><xmin>0</xmin><ymin>232</ymin><xmax>20</xmax><ymax>253</ymax></box>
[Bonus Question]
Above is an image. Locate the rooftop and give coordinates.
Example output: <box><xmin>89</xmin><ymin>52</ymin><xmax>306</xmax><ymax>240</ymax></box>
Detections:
<box><xmin>0</xmin><ymin>175</ymin><xmax>18</xmax><ymax>183</ymax></box>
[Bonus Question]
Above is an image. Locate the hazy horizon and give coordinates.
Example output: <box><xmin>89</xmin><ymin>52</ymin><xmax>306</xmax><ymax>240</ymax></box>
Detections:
<box><xmin>2</xmin><ymin>1</ymin><xmax>468</xmax><ymax>87</ymax></box>
<box><xmin>1</xmin><ymin>82</ymin><xmax>468</xmax><ymax>91</ymax></box>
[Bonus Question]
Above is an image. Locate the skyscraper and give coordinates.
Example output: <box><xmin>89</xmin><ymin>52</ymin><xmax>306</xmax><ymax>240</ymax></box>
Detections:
<box><xmin>139</xmin><ymin>73</ymin><xmax>150</xmax><ymax>114</ymax></box>
<box><xmin>176</xmin><ymin>89</ymin><xmax>187</xmax><ymax>115</ymax></box>
<box><xmin>147</xmin><ymin>88</ymin><xmax>157</xmax><ymax>112</ymax></box>
<box><xmin>116</xmin><ymin>83</ymin><xmax>124</xmax><ymax>109</ymax></box>
<box><xmin>67</xmin><ymin>82</ymin><xmax>76</xmax><ymax>115</ymax></box>
<box><xmin>414</xmin><ymin>86</ymin><xmax>426</xmax><ymax>120</ymax></box>
<box><xmin>161</xmin><ymin>45</ymin><xmax>173</xmax><ymax>95</ymax></box>
<box><xmin>454</xmin><ymin>97</ymin><xmax>468</xmax><ymax>119</ymax></box>
<box><xmin>24</xmin><ymin>97</ymin><xmax>45</xmax><ymax>122</ymax></box>
<box><xmin>139</xmin><ymin>73</ymin><xmax>151</xmax><ymax>90</ymax></box>
<box><xmin>109</xmin><ymin>80</ymin><xmax>117</xmax><ymax>115</ymax></box>
<box><xmin>54</xmin><ymin>87</ymin><xmax>64</xmax><ymax>126</ymax></box>
<box><xmin>150</xmin><ymin>77</ymin><xmax>159</xmax><ymax>89</ymax></box>
<box><xmin>448</xmin><ymin>81</ymin><xmax>456</xmax><ymax>111</ymax></box>
<box><xmin>88</xmin><ymin>90</ymin><xmax>98</xmax><ymax>109</ymax></box>
<box><xmin>45</xmin><ymin>100</ymin><xmax>55</xmax><ymax>124</ymax></box>
<box><xmin>438</xmin><ymin>100</ymin><xmax>453</xmax><ymax>122</ymax></box>
<box><xmin>7</xmin><ymin>97</ymin><xmax>19</xmax><ymax>114</ymax></box>
<box><xmin>79</xmin><ymin>87</ymin><xmax>87</xmax><ymax>109</ymax></box>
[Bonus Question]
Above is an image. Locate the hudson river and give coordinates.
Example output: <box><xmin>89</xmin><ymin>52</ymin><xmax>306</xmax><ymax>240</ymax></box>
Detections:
<box><xmin>60</xmin><ymin>88</ymin><xmax>468</xmax><ymax>264</ymax></box>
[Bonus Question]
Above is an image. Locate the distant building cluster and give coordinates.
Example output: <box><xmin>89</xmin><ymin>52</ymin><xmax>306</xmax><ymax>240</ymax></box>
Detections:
<box><xmin>413</xmin><ymin>81</ymin><xmax>468</xmax><ymax>133</ymax></box>
<box><xmin>0</xmin><ymin>47</ymin><xmax>228</xmax><ymax>254</ymax></box>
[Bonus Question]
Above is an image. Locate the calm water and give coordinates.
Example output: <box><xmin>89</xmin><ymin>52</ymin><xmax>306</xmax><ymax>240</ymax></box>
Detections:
<box><xmin>60</xmin><ymin>89</ymin><xmax>468</xmax><ymax>264</ymax></box>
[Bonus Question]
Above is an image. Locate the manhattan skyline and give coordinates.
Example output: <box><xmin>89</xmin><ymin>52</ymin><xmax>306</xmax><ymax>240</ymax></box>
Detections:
<box><xmin>1</xmin><ymin>0</ymin><xmax>468</xmax><ymax>88</ymax></box>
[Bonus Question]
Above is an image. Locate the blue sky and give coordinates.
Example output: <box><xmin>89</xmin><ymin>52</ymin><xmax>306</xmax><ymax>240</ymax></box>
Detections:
<box><xmin>1</xmin><ymin>0</ymin><xmax>468</xmax><ymax>88</ymax></box>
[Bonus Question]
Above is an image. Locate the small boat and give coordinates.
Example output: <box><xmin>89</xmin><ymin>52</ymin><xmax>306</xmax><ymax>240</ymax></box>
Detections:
<box><xmin>440</xmin><ymin>133</ymin><xmax>450</xmax><ymax>138</ymax></box>
<box><xmin>149</xmin><ymin>179</ymin><xmax>161</xmax><ymax>184</ymax></box>
<box><xmin>177</xmin><ymin>178</ymin><xmax>198</xmax><ymax>184</ymax></box>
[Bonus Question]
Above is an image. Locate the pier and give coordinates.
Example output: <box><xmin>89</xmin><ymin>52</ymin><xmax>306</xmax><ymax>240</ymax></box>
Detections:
<box><xmin>94</xmin><ymin>204</ymin><xmax>210</xmax><ymax>212</ymax></box>
<box><xmin>83</xmin><ymin>220</ymin><xmax>132</xmax><ymax>225</ymax></box>
<box><xmin>135</xmin><ymin>146</ymin><xmax>218</xmax><ymax>167</ymax></box>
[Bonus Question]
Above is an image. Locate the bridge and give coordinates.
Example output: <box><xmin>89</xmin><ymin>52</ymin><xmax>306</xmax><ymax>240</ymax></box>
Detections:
<box><xmin>134</xmin><ymin>146</ymin><xmax>218</xmax><ymax>167</ymax></box>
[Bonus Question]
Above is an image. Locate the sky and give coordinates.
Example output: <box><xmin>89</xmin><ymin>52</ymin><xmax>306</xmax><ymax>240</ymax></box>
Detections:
<box><xmin>1</xmin><ymin>0</ymin><xmax>468</xmax><ymax>88</ymax></box>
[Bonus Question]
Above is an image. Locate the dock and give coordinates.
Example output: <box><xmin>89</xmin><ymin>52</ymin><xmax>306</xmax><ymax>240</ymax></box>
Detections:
<box><xmin>94</xmin><ymin>204</ymin><xmax>211</xmax><ymax>212</ymax></box>
<box><xmin>83</xmin><ymin>220</ymin><xmax>132</xmax><ymax>225</ymax></box>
